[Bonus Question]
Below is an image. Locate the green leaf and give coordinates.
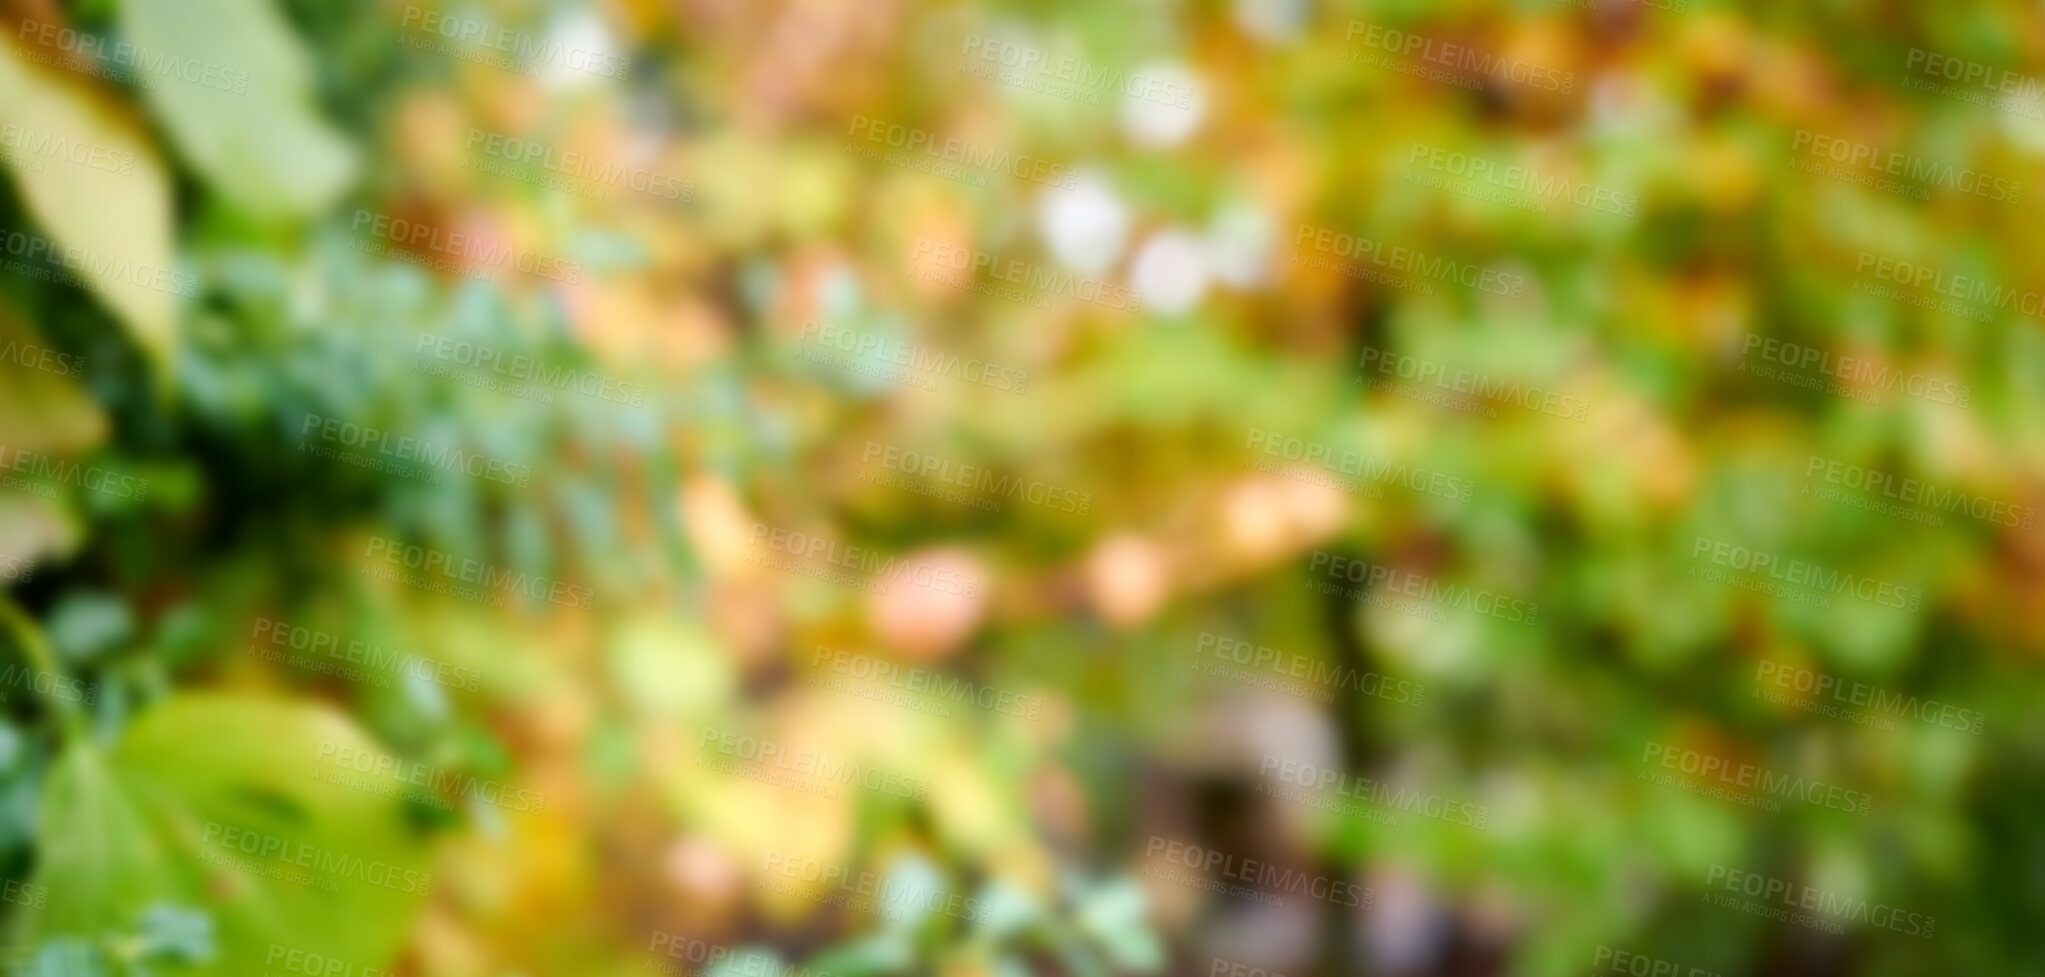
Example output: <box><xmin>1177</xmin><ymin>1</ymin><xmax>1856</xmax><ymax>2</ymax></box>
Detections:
<box><xmin>0</xmin><ymin>49</ymin><xmax>177</xmax><ymax>368</ymax></box>
<box><xmin>19</xmin><ymin>695</ymin><xmax>434</xmax><ymax>977</ymax></box>
<box><xmin>120</xmin><ymin>0</ymin><xmax>356</xmax><ymax>219</ymax></box>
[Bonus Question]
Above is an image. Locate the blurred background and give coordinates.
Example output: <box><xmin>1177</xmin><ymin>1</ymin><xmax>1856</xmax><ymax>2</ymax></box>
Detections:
<box><xmin>0</xmin><ymin>0</ymin><xmax>2040</xmax><ymax>975</ymax></box>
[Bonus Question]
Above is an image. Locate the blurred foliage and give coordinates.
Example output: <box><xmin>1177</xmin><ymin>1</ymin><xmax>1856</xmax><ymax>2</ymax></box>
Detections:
<box><xmin>0</xmin><ymin>0</ymin><xmax>2041</xmax><ymax>976</ymax></box>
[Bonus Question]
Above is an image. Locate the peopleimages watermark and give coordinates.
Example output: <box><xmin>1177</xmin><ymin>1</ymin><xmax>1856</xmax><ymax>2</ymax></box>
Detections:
<box><xmin>200</xmin><ymin>821</ymin><xmax>432</xmax><ymax>895</ymax></box>
<box><xmin>1243</xmin><ymin>428</ymin><xmax>1474</xmax><ymax>503</ymax></box>
<box><xmin>414</xmin><ymin>334</ymin><xmax>646</xmax><ymax>407</ymax></box>
<box><xmin>0</xmin><ymin>556</ymin><xmax>32</xmax><ymax>585</ymax></box>
<box><xmin>1639</xmin><ymin>740</ymin><xmax>1870</xmax><ymax>816</ymax></box>
<box><xmin>955</xmin><ymin>34</ymin><xmax>1194</xmax><ymax>108</ymax></box>
<box><xmin>911</xmin><ymin>238</ymin><xmax>1142</xmax><ymax>312</ymax></box>
<box><xmin>795</xmin><ymin>319</ymin><xmax>1030</xmax><ymax>394</ymax></box>
<box><xmin>1192</xmin><ymin>631</ymin><xmax>1424</xmax><ymax>707</ymax></box>
<box><xmin>757</xmin><ymin>850</ymin><xmax>987</xmax><ymax>922</ymax></box>
<box><xmin>398</xmin><ymin>6</ymin><xmax>630</xmax><ymax>78</ymax></box>
<box><xmin>1739</xmin><ymin>334</ymin><xmax>1971</xmax><ymax>408</ymax></box>
<box><xmin>1902</xmin><ymin>48</ymin><xmax>2044</xmax><ymax>121</ymax></box>
<box><xmin>0</xmin><ymin>124</ymin><xmax>136</xmax><ymax>177</ymax></box>
<box><xmin>859</xmin><ymin>440</ymin><xmax>1091</xmax><ymax>515</ymax></box>
<box><xmin>1342</xmin><ymin>22</ymin><xmax>1574</xmax><ymax>94</ymax></box>
<box><xmin>1803</xmin><ymin>455</ymin><xmax>2033</xmax><ymax>531</ymax></box>
<box><xmin>1688</xmin><ymin>537</ymin><xmax>1922</xmax><ymax>611</ymax></box>
<box><xmin>810</xmin><ymin>645</ymin><xmax>1043</xmax><ymax>720</ymax></box>
<box><xmin>645</xmin><ymin>932</ymin><xmax>841</xmax><ymax>977</ymax></box>
<box><xmin>248</xmin><ymin>616</ymin><xmax>479</xmax><ymax>693</ymax></box>
<box><xmin>265</xmin><ymin>943</ymin><xmax>394</xmax><ymax>977</ymax></box>
<box><xmin>300</xmin><ymin>412</ymin><xmax>531</xmax><ymax>488</ymax></box>
<box><xmin>15</xmin><ymin>19</ymin><xmax>250</xmax><ymax>93</ymax></box>
<box><xmin>1851</xmin><ymin>250</ymin><xmax>2042</xmax><ymax>324</ymax></box>
<box><xmin>1308</xmin><ymin>552</ymin><xmax>1539</xmax><ymax>625</ymax></box>
<box><xmin>1754</xmin><ymin>661</ymin><xmax>1984</xmax><ymax>735</ymax></box>
<box><xmin>464</xmin><ymin>128</ymin><xmax>690</xmax><ymax>202</ymax></box>
<box><xmin>1139</xmin><ymin>836</ymin><xmax>1372</xmax><ymax>910</ymax></box>
<box><xmin>1257</xmin><ymin>754</ymin><xmax>1490</xmax><ymax>830</ymax></box>
<box><xmin>0</xmin><ymin>661</ymin><xmax>91</xmax><ymax>706</ymax></box>
<box><xmin>1357</xmin><ymin>347</ymin><xmax>1588</xmax><ymax>422</ymax></box>
<box><xmin>1405</xmin><ymin>143</ymin><xmax>1638</xmax><ymax>217</ymax></box>
<box><xmin>347</xmin><ymin>209</ymin><xmax>584</xmax><ymax>285</ymax></box>
<box><xmin>1790</xmin><ymin>129</ymin><xmax>2022</xmax><ymax>203</ymax></box>
<box><xmin>0</xmin><ymin>337</ymin><xmax>83</xmax><ymax>379</ymax></box>
<box><xmin>747</xmin><ymin>523</ymin><xmax>981</xmax><ymax>598</ymax></box>
<box><xmin>0</xmin><ymin>223</ymin><xmax>197</xmax><ymax>298</ymax></box>
<box><xmin>1703</xmin><ymin>864</ymin><xmax>1934</xmax><ymax>939</ymax></box>
<box><xmin>316</xmin><ymin>741</ymin><xmax>545</xmax><ymax>814</ymax></box>
<box><xmin>846</xmin><ymin>115</ymin><xmax>1075</xmax><ymax>190</ymax></box>
<box><xmin>0</xmin><ymin>444</ymin><xmax>148</xmax><ymax>502</ymax></box>
<box><xmin>697</xmin><ymin>727</ymin><xmax>929</xmax><ymax>800</ymax></box>
<box><xmin>1591</xmin><ymin>946</ymin><xmax>1718</xmax><ymax>977</ymax></box>
<box><xmin>1292</xmin><ymin>224</ymin><xmax>1526</xmax><ymax>298</ymax></box>
<box><xmin>360</xmin><ymin>536</ymin><xmax>594</xmax><ymax>611</ymax></box>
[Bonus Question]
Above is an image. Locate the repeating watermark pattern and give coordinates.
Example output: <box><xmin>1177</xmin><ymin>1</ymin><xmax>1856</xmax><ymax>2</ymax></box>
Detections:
<box><xmin>746</xmin><ymin>523</ymin><xmax>981</xmax><ymax>597</ymax></box>
<box><xmin>696</xmin><ymin>726</ymin><xmax>930</xmax><ymax>800</ymax></box>
<box><xmin>1256</xmin><ymin>753</ymin><xmax>1490</xmax><ymax>829</ymax></box>
<box><xmin>1591</xmin><ymin>945</ymin><xmax>1719</xmax><ymax>977</ymax></box>
<box><xmin>857</xmin><ymin>440</ymin><xmax>1090</xmax><ymax>515</ymax></box>
<box><xmin>346</xmin><ymin>209</ymin><xmax>584</xmax><ymax>285</ymax></box>
<box><xmin>1242</xmin><ymin>428</ymin><xmax>1475</xmax><ymax>503</ymax></box>
<box><xmin>757</xmin><ymin>850</ymin><xmax>987</xmax><ymax>921</ymax></box>
<box><xmin>463</xmin><ymin>128</ymin><xmax>690</xmax><ymax>202</ymax></box>
<box><xmin>1901</xmin><ymin>48</ymin><xmax>2044</xmax><ymax>121</ymax></box>
<box><xmin>1789</xmin><ymin>129</ymin><xmax>2022</xmax><ymax>203</ymax></box>
<box><xmin>1738</xmin><ymin>334</ymin><xmax>1971</xmax><ymax>408</ymax></box>
<box><xmin>1138</xmin><ymin>836</ymin><xmax>1373</xmax><ymax>910</ymax></box>
<box><xmin>1851</xmin><ymin>249</ymin><xmax>2043</xmax><ymax>324</ymax></box>
<box><xmin>1191</xmin><ymin>631</ymin><xmax>1424</xmax><ymax>707</ymax></box>
<box><xmin>644</xmin><ymin>932</ymin><xmax>841</xmax><ymax>977</ymax></box>
<box><xmin>1802</xmin><ymin>455</ymin><xmax>2033</xmax><ymax>531</ymax></box>
<box><xmin>1356</xmin><ymin>347</ymin><xmax>1588</xmax><ymax>421</ymax></box>
<box><xmin>398</xmin><ymin>6</ymin><xmax>631</xmax><ymax>79</ymax></box>
<box><xmin>0</xmin><ymin>223</ymin><xmax>197</xmax><ymax>298</ymax></box>
<box><xmin>1292</xmin><ymin>224</ymin><xmax>1526</xmax><ymax>298</ymax></box>
<box><xmin>248</xmin><ymin>616</ymin><xmax>479</xmax><ymax>692</ymax></box>
<box><xmin>0</xmin><ymin>444</ymin><xmax>148</xmax><ymax>502</ymax></box>
<box><xmin>0</xmin><ymin>123</ymin><xmax>137</xmax><ymax>177</ymax></box>
<box><xmin>954</xmin><ymin>34</ymin><xmax>1194</xmax><ymax>108</ymax></box>
<box><xmin>809</xmin><ymin>645</ymin><xmax>1043</xmax><ymax>720</ymax></box>
<box><xmin>359</xmin><ymin>536</ymin><xmax>594</xmax><ymax>611</ymax></box>
<box><xmin>795</xmin><ymin>319</ymin><xmax>1030</xmax><ymax>394</ymax></box>
<box><xmin>910</xmin><ymin>238</ymin><xmax>1142</xmax><ymax>311</ymax></box>
<box><xmin>1702</xmin><ymin>864</ymin><xmax>1935</xmax><ymax>939</ymax></box>
<box><xmin>844</xmin><ymin>115</ymin><xmax>1074</xmax><ymax>190</ymax></box>
<box><xmin>1753</xmin><ymin>661</ymin><xmax>1985</xmax><ymax>734</ymax></box>
<box><xmin>199</xmin><ymin>821</ymin><xmax>433</xmax><ymax>895</ymax></box>
<box><xmin>1342</xmin><ymin>23</ymin><xmax>1575</xmax><ymax>95</ymax></box>
<box><xmin>1638</xmin><ymin>740</ymin><xmax>1870</xmax><ymax>816</ymax></box>
<box><xmin>315</xmin><ymin>741</ymin><xmax>545</xmax><ymax>814</ymax></box>
<box><xmin>1687</xmin><ymin>537</ymin><xmax>1923</xmax><ymax>611</ymax></box>
<box><xmin>299</xmin><ymin>412</ymin><xmax>531</xmax><ymax>487</ymax></box>
<box><xmin>1405</xmin><ymin>143</ymin><xmax>1638</xmax><ymax>217</ymax></box>
<box><xmin>15</xmin><ymin>20</ymin><xmax>250</xmax><ymax>93</ymax></box>
<box><xmin>1308</xmin><ymin>552</ymin><xmax>1537</xmax><ymax>626</ymax></box>
<box><xmin>413</xmin><ymin>334</ymin><xmax>647</xmax><ymax>407</ymax></box>
<box><xmin>1551</xmin><ymin>0</ymin><xmax>1686</xmax><ymax>10</ymax></box>
<box><xmin>0</xmin><ymin>337</ymin><xmax>84</xmax><ymax>379</ymax></box>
